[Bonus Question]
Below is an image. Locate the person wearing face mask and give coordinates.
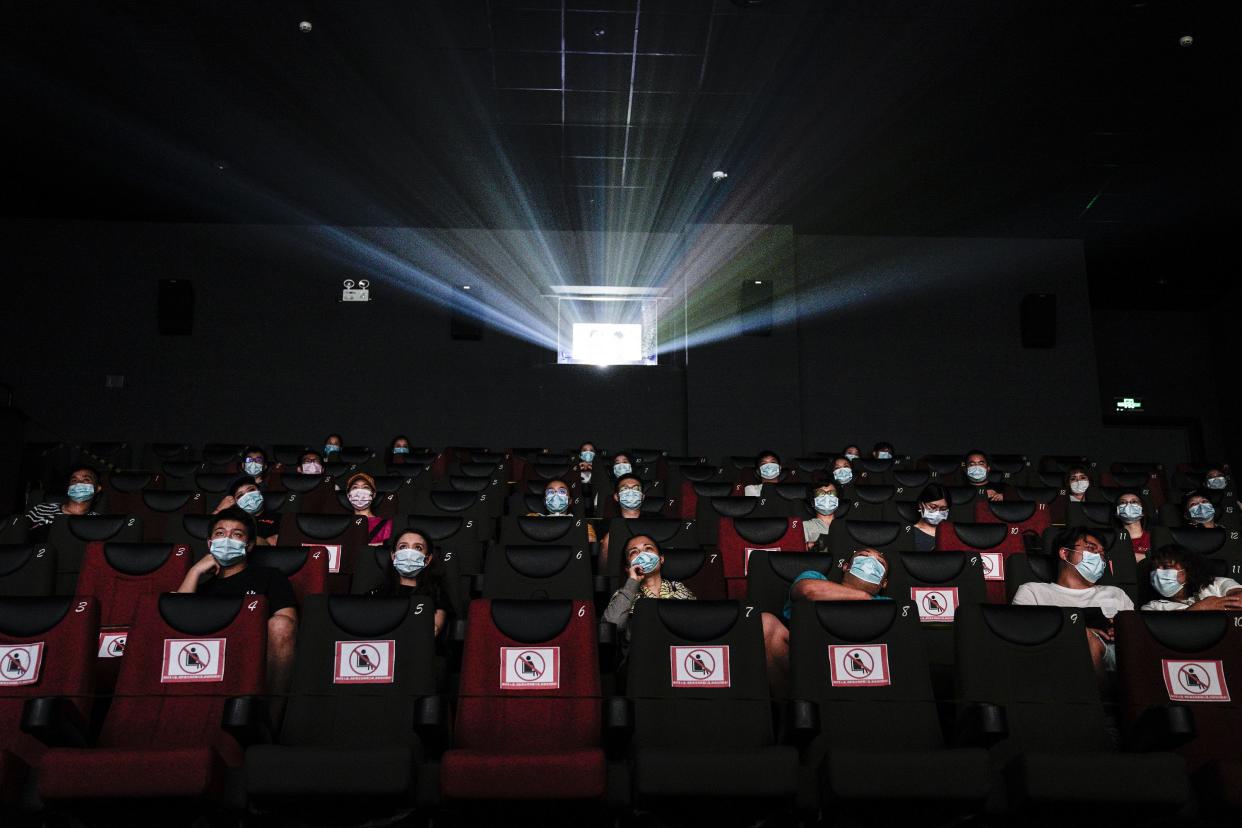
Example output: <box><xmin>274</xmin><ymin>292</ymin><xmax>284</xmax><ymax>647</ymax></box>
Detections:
<box><xmin>744</xmin><ymin>450</ymin><xmax>785</xmax><ymax>497</ymax></box>
<box><xmin>1012</xmin><ymin>528</ymin><xmax>1134</xmax><ymax>678</ymax></box>
<box><xmin>1111</xmin><ymin>490</ymin><xmax>1150</xmax><ymax>562</ymax></box>
<box><xmin>760</xmin><ymin>550</ymin><xmax>890</xmax><ymax>697</ymax></box>
<box><xmin>345</xmin><ymin>472</ymin><xmax>392</xmax><ymax>547</ymax></box>
<box><xmin>296</xmin><ymin>450</ymin><xmax>325</xmax><ymax>477</ymax></box>
<box><xmin>213</xmin><ymin>478</ymin><xmax>279</xmax><ymax>545</ymax></box>
<box><xmin>872</xmin><ymin>442</ymin><xmax>896</xmax><ymax>462</ymax></box>
<box><xmin>26</xmin><ymin>465</ymin><xmax>103</xmax><ymax>532</ymax></box>
<box><xmin>369</xmin><ymin>530</ymin><xmax>449</xmax><ymax>635</ymax></box>
<box><xmin>176</xmin><ymin>509</ymin><xmax>298</xmax><ymax>694</ymax></box>
<box><xmin>962</xmin><ymin>450</ymin><xmax>1005</xmax><ymax>502</ymax></box>
<box><xmin>1140</xmin><ymin>545</ymin><xmax>1242</xmax><ymax>611</ymax></box>
<box><xmin>602</xmin><ymin>535</ymin><xmax>694</xmax><ymax>634</ymax></box>
<box><xmin>609</xmin><ymin>452</ymin><xmax>634</xmax><ymax>482</ymax></box>
<box><xmin>1197</xmin><ymin>467</ymin><xmax>1239</xmax><ymax>528</ymax></box>
<box><xmin>526</xmin><ymin>478</ymin><xmax>597</xmax><ymax>542</ymax></box>
<box><xmin>1181</xmin><ymin>490</ymin><xmax>1221</xmax><ymax>530</ymax></box>
<box><xmin>1064</xmin><ymin>466</ymin><xmax>1093</xmax><ymax>503</ymax></box>
<box><xmin>599</xmin><ymin>474</ymin><xmax>646</xmax><ymax>570</ymax></box>
<box><xmin>322</xmin><ymin>434</ymin><xmax>343</xmax><ymax>460</ymax></box>
<box><xmin>388</xmin><ymin>435</ymin><xmax>413</xmax><ymax>465</ymax></box>
<box><xmin>575</xmin><ymin>441</ymin><xmax>596</xmax><ymax>484</ymax></box>
<box><xmin>829</xmin><ymin>456</ymin><xmax>856</xmax><ymax>493</ymax></box>
<box><xmin>802</xmin><ymin>483</ymin><xmax>841</xmax><ymax>548</ymax></box>
<box><xmin>912</xmin><ymin>484</ymin><xmax>950</xmax><ymax>552</ymax></box>
<box><xmin>841</xmin><ymin>445</ymin><xmax>862</xmax><ymax>463</ymax></box>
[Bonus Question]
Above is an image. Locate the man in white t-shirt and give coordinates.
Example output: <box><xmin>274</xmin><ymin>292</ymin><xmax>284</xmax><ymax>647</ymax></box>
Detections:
<box><xmin>1012</xmin><ymin>528</ymin><xmax>1134</xmax><ymax>678</ymax></box>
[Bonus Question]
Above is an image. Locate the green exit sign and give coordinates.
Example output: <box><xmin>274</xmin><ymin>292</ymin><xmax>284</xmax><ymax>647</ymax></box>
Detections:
<box><xmin>1115</xmin><ymin>396</ymin><xmax>1144</xmax><ymax>412</ymax></box>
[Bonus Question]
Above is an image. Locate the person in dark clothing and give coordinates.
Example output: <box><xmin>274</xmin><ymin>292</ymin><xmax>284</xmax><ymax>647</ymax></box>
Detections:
<box><xmin>369</xmin><ymin>529</ymin><xmax>448</xmax><ymax>636</ymax></box>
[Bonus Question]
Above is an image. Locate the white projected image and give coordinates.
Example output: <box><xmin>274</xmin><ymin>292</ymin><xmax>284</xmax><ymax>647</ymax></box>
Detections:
<box><xmin>570</xmin><ymin>323</ymin><xmax>643</xmax><ymax>366</ymax></box>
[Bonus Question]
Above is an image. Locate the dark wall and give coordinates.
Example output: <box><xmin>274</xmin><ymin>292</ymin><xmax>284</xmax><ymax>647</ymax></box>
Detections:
<box><xmin>4</xmin><ymin>220</ymin><xmax>1130</xmax><ymax>464</ymax></box>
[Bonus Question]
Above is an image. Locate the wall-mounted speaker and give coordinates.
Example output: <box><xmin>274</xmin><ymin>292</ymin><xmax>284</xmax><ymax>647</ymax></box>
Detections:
<box><xmin>1020</xmin><ymin>292</ymin><xmax>1056</xmax><ymax>348</ymax></box>
<box><xmin>157</xmin><ymin>279</ymin><xmax>194</xmax><ymax>336</ymax></box>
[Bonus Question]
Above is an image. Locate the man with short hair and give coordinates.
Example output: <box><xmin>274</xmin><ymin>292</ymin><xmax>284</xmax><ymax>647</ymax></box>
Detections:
<box><xmin>176</xmin><ymin>509</ymin><xmax>298</xmax><ymax>694</ymax></box>
<box><xmin>599</xmin><ymin>473</ymin><xmax>647</xmax><ymax>569</ymax></box>
<box><xmin>26</xmin><ymin>465</ymin><xmax>103</xmax><ymax>532</ymax></box>
<box><xmin>963</xmin><ymin>449</ymin><xmax>1005</xmax><ymax>502</ymax></box>
<box><xmin>744</xmin><ymin>449</ymin><xmax>784</xmax><ymax>497</ymax></box>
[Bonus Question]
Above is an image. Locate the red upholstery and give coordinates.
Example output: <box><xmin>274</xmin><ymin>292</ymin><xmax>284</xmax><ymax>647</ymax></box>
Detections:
<box><xmin>936</xmin><ymin>522</ymin><xmax>1027</xmax><ymax>603</ymax></box>
<box><xmin>717</xmin><ymin>518</ymin><xmax>808</xmax><ymax>599</ymax></box>
<box><xmin>38</xmin><ymin>594</ymin><xmax>267</xmax><ymax>800</ymax></box>
<box><xmin>0</xmin><ymin>597</ymin><xmax>99</xmax><ymax>799</ymax></box>
<box><xmin>441</xmin><ymin>598</ymin><xmax>604</xmax><ymax>800</ymax></box>
<box><xmin>973</xmin><ymin>500</ymin><xmax>1051</xmax><ymax>539</ymax></box>
<box><xmin>278</xmin><ymin>513</ymin><xmax>369</xmax><ymax>593</ymax></box>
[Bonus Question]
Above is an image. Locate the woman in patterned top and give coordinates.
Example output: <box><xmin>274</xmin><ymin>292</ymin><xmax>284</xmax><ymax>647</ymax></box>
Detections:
<box><xmin>602</xmin><ymin>534</ymin><xmax>694</xmax><ymax>633</ymax></box>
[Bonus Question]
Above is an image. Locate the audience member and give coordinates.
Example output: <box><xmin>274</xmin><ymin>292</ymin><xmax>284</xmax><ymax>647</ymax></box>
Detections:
<box><xmin>744</xmin><ymin>449</ymin><xmax>784</xmax><ymax>496</ymax></box>
<box><xmin>369</xmin><ymin>529</ymin><xmax>449</xmax><ymax>635</ymax></box>
<box><xmin>26</xmin><ymin>465</ymin><xmax>103</xmax><ymax>531</ymax></box>
<box><xmin>1065</xmin><ymin>465</ymin><xmax>1092</xmax><ymax>503</ymax></box>
<box><xmin>214</xmin><ymin>477</ymin><xmax>279</xmax><ymax>545</ymax></box>
<box><xmin>602</xmin><ymin>535</ymin><xmax>694</xmax><ymax>634</ymax></box>
<box><xmin>963</xmin><ymin>450</ymin><xmax>1004</xmax><ymax>501</ymax></box>
<box><xmin>1112</xmin><ymin>489</ymin><xmax>1150</xmax><ymax>561</ymax></box>
<box><xmin>913</xmin><ymin>483</ymin><xmax>950</xmax><ymax>551</ymax></box>
<box><xmin>599</xmin><ymin>473</ymin><xmax>645</xmax><ymax>568</ymax></box>
<box><xmin>345</xmin><ymin>471</ymin><xmax>392</xmax><ymax>546</ymax></box>
<box><xmin>802</xmin><ymin>482</ymin><xmax>840</xmax><ymax>548</ymax></box>
<box><xmin>1141</xmin><ymin>545</ymin><xmax>1242</xmax><ymax>611</ymax></box>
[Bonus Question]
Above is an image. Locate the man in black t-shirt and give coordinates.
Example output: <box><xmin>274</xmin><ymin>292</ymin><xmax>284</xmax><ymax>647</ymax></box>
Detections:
<box><xmin>175</xmin><ymin>508</ymin><xmax>297</xmax><ymax>694</ymax></box>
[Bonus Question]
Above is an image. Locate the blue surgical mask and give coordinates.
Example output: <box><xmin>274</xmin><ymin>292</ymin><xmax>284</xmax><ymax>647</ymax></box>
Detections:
<box><xmin>545</xmin><ymin>491</ymin><xmax>570</xmax><ymax>514</ymax></box>
<box><xmin>67</xmin><ymin>483</ymin><xmax>96</xmax><ymax>503</ymax></box>
<box><xmin>1069</xmin><ymin>480</ymin><xmax>1090</xmax><ymax>496</ymax></box>
<box><xmin>832</xmin><ymin>467</ymin><xmax>853</xmax><ymax>485</ymax></box>
<box><xmin>209</xmin><ymin>537</ymin><xmax>247</xmax><ymax>567</ymax></box>
<box><xmin>618</xmin><ymin>488</ymin><xmax>644</xmax><ymax>510</ymax></box>
<box><xmin>1151</xmin><ymin>568</ymin><xmax>1184</xmax><ymax>598</ymax></box>
<box><xmin>1072</xmin><ymin>549</ymin><xmax>1105</xmax><ymax>584</ymax></box>
<box><xmin>844</xmin><ymin>453</ymin><xmax>859</xmax><ymax>461</ymax></box>
<box><xmin>877</xmin><ymin>451</ymin><xmax>893</xmax><ymax>460</ymax></box>
<box><xmin>579</xmin><ymin>450</ymin><xmax>595</xmax><ymax>463</ymax></box>
<box><xmin>758</xmin><ymin>462</ymin><xmax>781</xmax><ymax>480</ymax></box>
<box><xmin>393</xmin><ymin>548</ymin><xmax>427</xmax><ymax>577</ymax></box>
<box><xmin>965</xmin><ymin>465</ymin><xmax>989</xmax><ymax>483</ymax></box>
<box><xmin>236</xmin><ymin>490</ymin><xmax>264</xmax><ymax>515</ymax></box>
<box><xmin>848</xmin><ymin>555</ymin><xmax>886</xmax><ymax>586</ymax></box>
<box><xmin>921</xmin><ymin>508</ymin><xmax>949</xmax><ymax>525</ymax></box>
<box><xmin>243</xmin><ymin>460</ymin><xmax>265</xmax><ymax>477</ymax></box>
<box><xmin>632</xmin><ymin>550</ymin><xmax>661</xmax><ymax>574</ymax></box>
<box><xmin>392</xmin><ymin>446</ymin><xmax>410</xmax><ymax>455</ymax></box>
<box><xmin>1188</xmin><ymin>502</ymin><xmax>1216</xmax><ymax>524</ymax></box>
<box><xmin>1205</xmin><ymin>477</ymin><xmax>1227</xmax><ymax>491</ymax></box>
<box><xmin>1117</xmin><ymin>503</ymin><xmax>1143</xmax><ymax>523</ymax></box>
<box><xmin>613</xmin><ymin>462</ymin><xmax>632</xmax><ymax>477</ymax></box>
<box><xmin>813</xmin><ymin>494</ymin><xmax>839</xmax><ymax>515</ymax></box>
<box><xmin>324</xmin><ymin>444</ymin><xmax>340</xmax><ymax>455</ymax></box>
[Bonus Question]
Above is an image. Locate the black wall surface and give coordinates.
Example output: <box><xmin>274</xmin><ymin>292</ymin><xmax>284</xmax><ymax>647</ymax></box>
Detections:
<box><xmin>3</xmin><ymin>219</ymin><xmax>1219</xmax><ymax>467</ymax></box>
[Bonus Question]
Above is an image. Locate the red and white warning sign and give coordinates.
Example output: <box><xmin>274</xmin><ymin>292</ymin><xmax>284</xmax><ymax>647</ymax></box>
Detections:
<box><xmin>302</xmin><ymin>543</ymin><xmax>342</xmax><ymax>573</ymax></box>
<box><xmin>334</xmin><ymin>640</ymin><xmax>395</xmax><ymax>684</ymax></box>
<box><xmin>97</xmin><ymin>628</ymin><xmax>128</xmax><ymax>659</ymax></box>
<box><xmin>500</xmin><ymin>646</ymin><xmax>560</xmax><ymax>690</ymax></box>
<box><xmin>161</xmin><ymin>638</ymin><xmax>226</xmax><ymax>683</ymax></box>
<box><xmin>910</xmin><ymin>587</ymin><xmax>959</xmax><ymax>622</ymax></box>
<box><xmin>1162</xmin><ymin>659</ymin><xmax>1230</xmax><ymax>703</ymax></box>
<box><xmin>829</xmin><ymin>644</ymin><xmax>891</xmax><ymax>687</ymax></box>
<box><xmin>0</xmin><ymin>643</ymin><xmax>44</xmax><ymax>686</ymax></box>
<box><xmin>743</xmin><ymin>547</ymin><xmax>780</xmax><ymax>576</ymax></box>
<box><xmin>670</xmin><ymin>645</ymin><xmax>732</xmax><ymax>688</ymax></box>
<box><xmin>978</xmin><ymin>552</ymin><xmax>1004</xmax><ymax>582</ymax></box>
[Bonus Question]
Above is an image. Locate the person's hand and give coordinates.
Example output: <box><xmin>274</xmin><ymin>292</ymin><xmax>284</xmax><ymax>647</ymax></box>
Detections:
<box><xmin>986</xmin><ymin>489</ymin><xmax>1004</xmax><ymax>502</ymax></box>
<box><xmin>213</xmin><ymin>495</ymin><xmax>235</xmax><ymax>514</ymax></box>
<box><xmin>627</xmin><ymin>562</ymin><xmax>644</xmax><ymax>582</ymax></box>
<box><xmin>1096</xmin><ymin>624</ymin><xmax>1116</xmax><ymax>641</ymax></box>
<box><xmin>190</xmin><ymin>554</ymin><xmax>221</xmax><ymax>580</ymax></box>
<box><xmin>1190</xmin><ymin>594</ymin><xmax>1242</xmax><ymax>611</ymax></box>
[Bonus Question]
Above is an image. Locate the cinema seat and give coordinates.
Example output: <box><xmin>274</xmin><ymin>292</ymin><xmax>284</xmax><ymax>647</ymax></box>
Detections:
<box><xmin>444</xmin><ymin>475</ymin><xmax>507</xmax><ymax>520</ymax></box>
<box><xmin>954</xmin><ymin>603</ymin><xmax>1188</xmax><ymax>814</ymax></box>
<box><xmin>789</xmin><ymin>600</ymin><xmax>990</xmax><ymax>815</ymax></box>
<box><xmin>134</xmin><ymin>490</ymin><xmax>204</xmax><ymax>542</ymax></box>
<box><xmin>827</xmin><ymin>519</ymin><xmax>914</xmax><ymax>563</ymax></box>
<box><xmin>244</xmin><ymin>595</ymin><xmax>440</xmax><ymax>811</ymax></box>
<box><xmin>278</xmin><ymin>514</ymin><xmax>369</xmax><ymax>593</ymax></box>
<box><xmin>37</xmin><ymin>594</ymin><xmax>267</xmax><ymax>806</ymax></box>
<box><xmin>1115</xmin><ymin>610</ymin><xmax>1242</xmax><ymax>811</ymax></box>
<box><xmin>677</xmin><ymin>467</ymin><xmax>730</xmax><ymax>521</ymax></box>
<box><xmin>882</xmin><ymin>550</ymin><xmax>987</xmax><ymax>680</ymax></box>
<box><xmin>601</xmin><ymin>517</ymin><xmax>699</xmax><ymax>581</ymax></box>
<box><xmin>498</xmin><ymin>515</ymin><xmax>591</xmax><ymax>560</ymax></box>
<box><xmin>441</xmin><ymin>599</ymin><xmax>606</xmax><ymax>801</ymax></box>
<box><xmin>0</xmin><ymin>545</ymin><xmax>57</xmax><ymax>598</ymax></box>
<box><xmin>273</xmin><ymin>471</ymin><xmax>337</xmax><ymax>513</ymax></box>
<box><xmin>141</xmin><ymin>442</ymin><xmax>195</xmax><ymax>468</ymax></box>
<box><xmin>0</xmin><ymin>515</ymin><xmax>30</xmax><ymax>545</ymax></box>
<box><xmin>1038</xmin><ymin>527</ymin><xmax>1139</xmax><ymax>599</ymax></box>
<box><xmin>716</xmin><ymin>515</ymin><xmax>808</xmax><ymax>599</ymax></box>
<box><xmin>844</xmin><ymin>484</ymin><xmax>895</xmax><ymax>521</ymax></box>
<box><xmin>46</xmin><ymin>515</ymin><xmax>143</xmax><ymax>595</ymax></box>
<box><xmin>247</xmin><ymin>546</ymin><xmax>330</xmax><ymax>606</ymax></box>
<box><xmin>973</xmin><ymin>500</ymin><xmax>1050</xmax><ymax>549</ymax></box>
<box><xmin>622</xmin><ymin>600</ymin><xmax>797</xmax><ymax>803</ymax></box>
<box><xmin>658</xmin><ymin>548</ymin><xmax>727</xmax><ymax>601</ymax></box>
<box><xmin>1151</xmin><ymin>526</ymin><xmax>1242</xmax><ymax>574</ymax></box>
<box><xmin>481</xmin><ymin>544</ymin><xmax>593</xmax><ymax>601</ymax></box>
<box><xmin>744</xmin><ymin>550</ymin><xmax>837</xmax><ymax>618</ymax></box>
<box><xmin>690</xmin><ymin>483</ymin><xmax>735</xmax><ymax>544</ymax></box>
<box><xmin>0</xmin><ymin>596</ymin><xmax>98</xmax><ymax>808</ymax></box>
<box><xmin>936</xmin><ymin>522</ymin><xmax>1026</xmax><ymax>603</ymax></box>
<box><xmin>350</xmin><ymin>545</ymin><xmax>466</xmax><ymax>619</ymax></box>
<box><xmin>98</xmin><ymin>470</ymin><xmax>161</xmax><ymax>515</ymax></box>
<box><xmin>415</xmin><ymin>490</ymin><xmax>496</xmax><ymax>543</ymax></box>
<box><xmin>406</xmin><ymin>514</ymin><xmax>486</xmax><ymax>577</ymax></box>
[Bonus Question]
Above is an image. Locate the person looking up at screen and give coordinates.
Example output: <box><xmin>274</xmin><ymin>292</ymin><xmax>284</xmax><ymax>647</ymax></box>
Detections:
<box><xmin>388</xmin><ymin>435</ymin><xmax>413</xmax><ymax>465</ymax></box>
<box><xmin>1182</xmin><ymin>490</ymin><xmax>1221</xmax><ymax>530</ymax></box>
<box><xmin>345</xmin><ymin>472</ymin><xmax>392</xmax><ymax>547</ymax></box>
<box><xmin>841</xmin><ymin>445</ymin><xmax>862</xmax><ymax>463</ymax></box>
<box><xmin>322</xmin><ymin>434</ymin><xmax>343</xmax><ymax>459</ymax></box>
<box><xmin>963</xmin><ymin>450</ymin><xmax>1004</xmax><ymax>501</ymax></box>
<box><xmin>213</xmin><ymin>477</ymin><xmax>279</xmax><ymax>545</ymax></box>
<box><xmin>238</xmin><ymin>446</ymin><xmax>270</xmax><ymax>487</ymax></box>
<box><xmin>576</xmin><ymin>441</ymin><xmax>596</xmax><ymax>484</ymax></box>
<box><xmin>599</xmin><ymin>473</ymin><xmax>646</xmax><ymax>569</ymax></box>
<box><xmin>602</xmin><ymin>535</ymin><xmax>694</xmax><ymax>635</ymax></box>
<box><xmin>744</xmin><ymin>449</ymin><xmax>784</xmax><ymax>496</ymax></box>
<box><xmin>26</xmin><ymin>465</ymin><xmax>103</xmax><ymax>532</ymax></box>
<box><xmin>369</xmin><ymin>530</ymin><xmax>449</xmax><ymax>635</ymax></box>
<box><xmin>1063</xmin><ymin>465</ymin><xmax>1092</xmax><ymax>503</ymax></box>
<box><xmin>297</xmin><ymin>450</ymin><xmax>324</xmax><ymax>476</ymax></box>
<box><xmin>830</xmin><ymin>456</ymin><xmax>855</xmax><ymax>493</ymax></box>
<box><xmin>872</xmin><ymin>442</ymin><xmax>896</xmax><ymax>461</ymax></box>
<box><xmin>527</xmin><ymin>477</ymin><xmax>596</xmax><ymax>542</ymax></box>
<box><xmin>1112</xmin><ymin>490</ymin><xmax>1150</xmax><ymax>562</ymax></box>
<box><xmin>802</xmin><ymin>482</ymin><xmax>841</xmax><ymax>549</ymax></box>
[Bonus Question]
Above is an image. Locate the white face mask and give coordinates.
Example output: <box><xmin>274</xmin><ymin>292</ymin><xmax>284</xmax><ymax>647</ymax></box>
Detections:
<box><xmin>921</xmin><ymin>507</ymin><xmax>949</xmax><ymax>525</ymax></box>
<box><xmin>347</xmin><ymin>488</ymin><xmax>374</xmax><ymax>509</ymax></box>
<box><xmin>965</xmin><ymin>465</ymin><xmax>989</xmax><ymax>483</ymax></box>
<box><xmin>1069</xmin><ymin>479</ymin><xmax>1090</xmax><ymax>495</ymax></box>
<box><xmin>301</xmin><ymin>461</ymin><xmax>323</xmax><ymax>475</ymax></box>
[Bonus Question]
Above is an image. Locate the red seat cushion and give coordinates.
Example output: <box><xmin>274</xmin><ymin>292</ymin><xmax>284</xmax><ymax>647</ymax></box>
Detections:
<box><xmin>38</xmin><ymin>747</ymin><xmax>225</xmax><ymax>799</ymax></box>
<box><xmin>441</xmin><ymin>748</ymin><xmax>605</xmax><ymax>800</ymax></box>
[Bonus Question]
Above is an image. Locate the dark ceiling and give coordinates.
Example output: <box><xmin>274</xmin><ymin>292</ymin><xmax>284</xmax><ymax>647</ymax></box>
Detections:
<box><xmin>3</xmin><ymin>0</ymin><xmax>1235</xmax><ymax>244</ymax></box>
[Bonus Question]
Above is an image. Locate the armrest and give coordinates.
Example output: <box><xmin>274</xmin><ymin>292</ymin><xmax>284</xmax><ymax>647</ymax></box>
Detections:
<box><xmin>221</xmin><ymin>696</ymin><xmax>272</xmax><ymax>746</ymax></box>
<box><xmin>1124</xmin><ymin>704</ymin><xmax>1196</xmax><ymax>752</ymax></box>
<box><xmin>449</xmin><ymin>618</ymin><xmax>468</xmax><ymax>644</ymax></box>
<box><xmin>415</xmin><ymin>695</ymin><xmax>449</xmax><ymax>757</ymax></box>
<box><xmin>469</xmin><ymin>574</ymin><xmax>485</xmax><ymax>597</ymax></box>
<box><xmin>604</xmin><ymin>697</ymin><xmax>632</xmax><ymax>758</ymax></box>
<box><xmin>954</xmin><ymin>702</ymin><xmax>1007</xmax><ymax>748</ymax></box>
<box><xmin>592</xmin><ymin>575</ymin><xmax>612</xmax><ymax>595</ymax></box>
<box><xmin>788</xmin><ymin>698</ymin><xmax>820</xmax><ymax>747</ymax></box>
<box><xmin>21</xmin><ymin>697</ymin><xmax>89</xmax><ymax>747</ymax></box>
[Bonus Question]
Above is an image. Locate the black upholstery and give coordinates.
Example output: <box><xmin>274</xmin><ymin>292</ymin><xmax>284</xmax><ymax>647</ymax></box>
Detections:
<box><xmin>0</xmin><ymin>596</ymin><xmax>74</xmax><ymax>636</ymax></box>
<box><xmin>157</xmin><ymin>593</ymin><xmax>244</xmax><ymax>635</ymax></box>
<box><xmin>490</xmin><ymin>599</ymin><xmax>572</xmax><ymax>643</ymax></box>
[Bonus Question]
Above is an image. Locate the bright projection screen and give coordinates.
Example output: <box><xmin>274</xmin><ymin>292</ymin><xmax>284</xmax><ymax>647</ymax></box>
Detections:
<box><xmin>554</xmin><ymin>287</ymin><xmax>660</xmax><ymax>366</ymax></box>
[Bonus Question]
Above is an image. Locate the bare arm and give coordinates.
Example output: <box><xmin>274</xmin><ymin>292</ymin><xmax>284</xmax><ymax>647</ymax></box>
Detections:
<box><xmin>793</xmin><ymin>579</ymin><xmax>872</xmax><ymax>602</ymax></box>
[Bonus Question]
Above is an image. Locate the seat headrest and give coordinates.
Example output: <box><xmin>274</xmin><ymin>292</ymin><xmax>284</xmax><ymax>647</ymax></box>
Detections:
<box><xmin>667</xmin><ymin>456</ymin><xmax>706</xmax><ymax>466</ymax></box>
<box><xmin>387</xmin><ymin>465</ymin><xmax>428</xmax><ymax>481</ymax></box>
<box><xmin>0</xmin><ymin>597</ymin><xmax>73</xmax><ymax>637</ymax></box>
<box><xmin>459</xmin><ymin>462</ymin><xmax>498</xmax><ymax>477</ymax></box>
<box><xmin>814</xmin><ymin>600</ymin><xmax>899</xmax><ymax>642</ymax></box>
<box><xmin>0</xmin><ymin>545</ymin><xmax>49</xmax><ymax>577</ymax></box>
<box><xmin>1079</xmin><ymin>502</ymin><xmax>1113</xmax><ymax>525</ymax></box>
<box><xmin>504</xmin><ymin>545</ymin><xmax>573</xmax><ymax>577</ymax></box>
<box><xmin>328</xmin><ymin>595</ymin><xmax>414</xmax><ymax>637</ymax></box>
<box><xmin>247</xmin><ymin>546</ymin><xmax>309</xmax><ymax>577</ymax></box>
<box><xmin>532</xmin><ymin>463</ymin><xmax>571</xmax><ymax>479</ymax></box>
<box><xmin>194</xmin><ymin>473</ymin><xmax>235</xmax><ymax>493</ymax></box>
<box><xmin>764</xmin><ymin>551</ymin><xmax>836</xmax><ymax>581</ymax></box>
<box><xmin>946</xmin><ymin>486</ymin><xmax>977</xmax><ymax>506</ymax></box>
<box><xmin>408</xmin><ymin>451</ymin><xmax>437</xmax><ymax>465</ymax></box>
<box><xmin>893</xmin><ymin>502</ymin><xmax>919</xmax><ymax>523</ymax></box>
<box><xmin>429</xmin><ymin>491</ymin><xmax>479</xmax><ymax>512</ymax></box>
<box><xmin>280</xmin><ymin>473</ymin><xmax>328</xmax><ymax>493</ymax></box>
<box><xmin>980</xmin><ymin>604</ymin><xmax>1064</xmax><ymax>646</ymax></box>
<box><xmin>659</xmin><ymin>548</ymin><xmax>706</xmax><ymax>581</ymax></box>
<box><xmin>656</xmin><ymin>600</ymin><xmax>739</xmax><ymax>642</ymax></box>
<box><xmin>692</xmin><ymin>482</ymin><xmax>733</xmax><ymax>498</ymax></box>
<box><xmin>844</xmin><ymin>521</ymin><xmax>902</xmax><ymax>547</ymax></box>
<box><xmin>296</xmin><ymin>513</ymin><xmax>358</xmax><ymax>539</ymax></box>
<box><xmin>491</xmin><ymin>599</ymin><xmax>572</xmax><ymax>643</ymax></box>
<box><xmin>181</xmin><ymin>514</ymin><xmax>213</xmax><ymax>540</ymax></box>
<box><xmin>103</xmin><ymin>543</ymin><xmax>174</xmax><ymax>575</ymax></box>
<box><xmin>372</xmin><ymin>476</ymin><xmax>403</xmax><ymax>494</ymax></box>
<box><xmin>728</xmin><ymin>456</ymin><xmax>754</xmax><ymax>469</ymax></box>
<box><xmin>449</xmin><ymin>476</ymin><xmax>491</xmax><ymax>493</ymax></box>
<box><xmin>108</xmin><ymin>472</ymin><xmax>154</xmax><ymax>492</ymax></box>
<box><xmin>406</xmin><ymin>515</ymin><xmax>465</xmax><ymax>540</ymax></box>
<box><xmin>626</xmin><ymin>518</ymin><xmax>681</xmax><ymax>544</ymax></box>
<box><xmin>711</xmin><ymin>496</ymin><xmax>758</xmax><ymax>518</ymax></box>
<box><xmin>951</xmin><ymin>523</ymin><xmax>1008</xmax><ymax>549</ymax></box>
<box><xmin>162</xmin><ymin>460</ymin><xmax>203</xmax><ymax>478</ymax></box>
<box><xmin>68</xmin><ymin>515</ymin><xmax>133</xmax><ymax>541</ymax></box>
<box><xmin>893</xmin><ymin>470</ymin><xmax>930</xmax><ymax>488</ymax></box>
<box><xmin>540</xmin><ymin>454</ymin><xmax>573</xmax><ymax>465</ymax></box>
<box><xmin>1167</xmin><ymin>527</ymin><xmax>1226</xmax><ymax>555</ymax></box>
<box><xmin>1022</xmin><ymin>553</ymin><xmax>1058</xmax><ymax>583</ymax></box>
<box><xmin>733</xmin><ymin>517</ymin><xmax>792</xmax><ymax>545</ymax></box>
<box><xmin>158</xmin><ymin>594</ymin><xmax>243</xmax><ymax>635</ymax></box>
<box><xmin>337</xmin><ymin>447</ymin><xmax>373</xmax><ymax>464</ymax></box>
<box><xmin>899</xmin><ymin>551</ymin><xmax>968</xmax><ymax>583</ymax></box>
<box><xmin>1141</xmin><ymin>611</ymin><xmax>1229</xmax><ymax>653</ymax></box>
<box><xmin>202</xmin><ymin>447</ymin><xmax>241</xmax><ymax>464</ymax></box>
<box><xmin>794</xmin><ymin>458</ymin><xmax>829</xmax><ymax>473</ymax></box>
<box><xmin>924</xmin><ymin>456</ymin><xmax>962</xmax><ymax>475</ymax></box>
<box><xmin>680</xmin><ymin>465</ymin><xmax>720</xmax><ymax>483</ymax></box>
<box><xmin>986</xmin><ymin>501</ymin><xmax>1037</xmax><ymax>523</ymax></box>
<box><xmin>1045</xmin><ymin>456</ymin><xmax>1089</xmax><ymax>473</ymax></box>
<box><xmin>853</xmin><ymin>485</ymin><xmax>895</xmax><ymax>504</ymax></box>
<box><xmin>857</xmin><ymin>458</ymin><xmax>894</xmax><ymax>474</ymax></box>
<box><xmin>1014</xmin><ymin>486</ymin><xmax>1059</xmax><ymax>505</ymax></box>
<box><xmin>151</xmin><ymin>443</ymin><xmax>191</xmax><ymax>459</ymax></box>
<box><xmin>515</xmin><ymin>516</ymin><xmax>575</xmax><ymax>542</ymax></box>
<box><xmin>471</xmin><ymin>452</ymin><xmax>504</xmax><ymax>464</ymax></box>
<box><xmin>990</xmin><ymin>455</ymin><xmax>1028</xmax><ymax>474</ymax></box>
<box><xmin>1111</xmin><ymin>471</ymin><xmax>1150</xmax><ymax>488</ymax></box>
<box><xmin>773</xmin><ymin>483</ymin><xmax>808</xmax><ymax>501</ymax></box>
<box><xmin>142</xmin><ymin>490</ymin><xmax>198</xmax><ymax>512</ymax></box>
<box><xmin>261</xmin><ymin>492</ymin><xmax>289</xmax><ymax>511</ymax></box>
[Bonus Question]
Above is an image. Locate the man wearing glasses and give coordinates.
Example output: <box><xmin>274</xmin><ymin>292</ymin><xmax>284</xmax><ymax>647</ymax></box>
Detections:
<box><xmin>1012</xmin><ymin>527</ymin><xmax>1134</xmax><ymax>680</ymax></box>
